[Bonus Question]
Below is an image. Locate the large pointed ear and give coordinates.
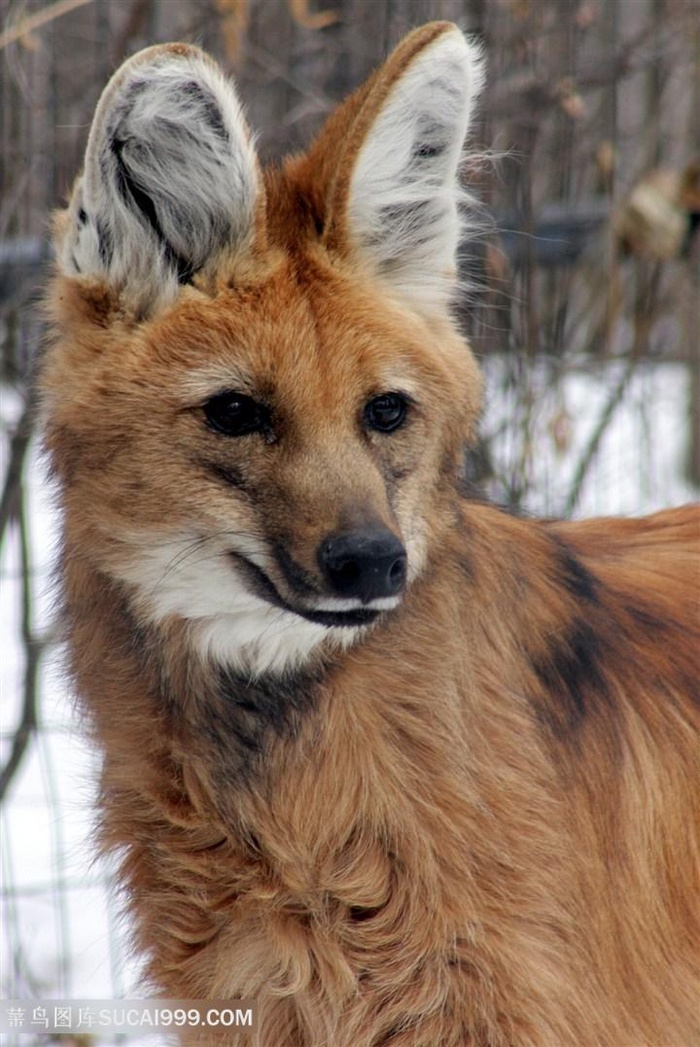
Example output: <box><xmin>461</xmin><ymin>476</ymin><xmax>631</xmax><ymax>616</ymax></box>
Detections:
<box><xmin>57</xmin><ymin>43</ymin><xmax>261</xmax><ymax>314</ymax></box>
<box><xmin>323</xmin><ymin>23</ymin><xmax>484</xmax><ymax>315</ymax></box>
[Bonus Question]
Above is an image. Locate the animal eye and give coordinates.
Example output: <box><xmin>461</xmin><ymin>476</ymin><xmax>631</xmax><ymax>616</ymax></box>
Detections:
<box><xmin>203</xmin><ymin>391</ymin><xmax>270</xmax><ymax>437</ymax></box>
<box><xmin>364</xmin><ymin>393</ymin><xmax>409</xmax><ymax>433</ymax></box>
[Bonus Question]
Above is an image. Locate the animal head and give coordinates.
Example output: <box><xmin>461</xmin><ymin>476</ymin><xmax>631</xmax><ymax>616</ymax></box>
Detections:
<box><xmin>43</xmin><ymin>23</ymin><xmax>485</xmax><ymax>675</ymax></box>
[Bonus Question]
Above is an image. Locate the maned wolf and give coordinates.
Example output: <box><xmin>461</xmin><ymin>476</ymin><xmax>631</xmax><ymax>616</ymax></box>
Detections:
<box><xmin>41</xmin><ymin>21</ymin><xmax>699</xmax><ymax>1047</ymax></box>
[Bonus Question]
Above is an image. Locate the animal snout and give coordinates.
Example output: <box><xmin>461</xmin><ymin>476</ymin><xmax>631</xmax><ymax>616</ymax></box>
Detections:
<box><xmin>318</xmin><ymin>527</ymin><xmax>407</xmax><ymax>604</ymax></box>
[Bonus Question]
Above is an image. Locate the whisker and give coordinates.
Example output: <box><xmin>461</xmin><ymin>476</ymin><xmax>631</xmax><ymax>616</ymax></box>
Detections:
<box><xmin>149</xmin><ymin>529</ymin><xmax>269</xmax><ymax>598</ymax></box>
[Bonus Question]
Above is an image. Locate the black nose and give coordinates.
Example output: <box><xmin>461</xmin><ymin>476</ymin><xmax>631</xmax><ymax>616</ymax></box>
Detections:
<box><xmin>318</xmin><ymin>527</ymin><xmax>407</xmax><ymax>604</ymax></box>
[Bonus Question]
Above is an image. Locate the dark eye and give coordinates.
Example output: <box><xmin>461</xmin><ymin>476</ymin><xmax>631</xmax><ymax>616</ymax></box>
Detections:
<box><xmin>203</xmin><ymin>391</ymin><xmax>270</xmax><ymax>437</ymax></box>
<box><xmin>364</xmin><ymin>393</ymin><xmax>409</xmax><ymax>434</ymax></box>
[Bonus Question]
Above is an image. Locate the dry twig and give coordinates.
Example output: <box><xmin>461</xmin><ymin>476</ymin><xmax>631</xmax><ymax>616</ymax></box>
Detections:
<box><xmin>0</xmin><ymin>0</ymin><xmax>94</xmax><ymax>52</ymax></box>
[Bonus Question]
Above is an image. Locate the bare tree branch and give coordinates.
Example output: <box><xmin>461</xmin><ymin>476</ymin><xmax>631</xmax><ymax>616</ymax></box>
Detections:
<box><xmin>0</xmin><ymin>395</ymin><xmax>34</xmax><ymax>556</ymax></box>
<box><xmin>562</xmin><ymin>355</ymin><xmax>638</xmax><ymax>519</ymax></box>
<box><xmin>0</xmin><ymin>477</ymin><xmax>42</xmax><ymax>804</ymax></box>
<box><xmin>0</xmin><ymin>0</ymin><xmax>94</xmax><ymax>51</ymax></box>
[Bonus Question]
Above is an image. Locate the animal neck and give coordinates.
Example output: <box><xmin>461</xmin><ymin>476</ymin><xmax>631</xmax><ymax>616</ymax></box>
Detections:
<box><xmin>63</xmin><ymin>502</ymin><xmax>589</xmax><ymax>861</ymax></box>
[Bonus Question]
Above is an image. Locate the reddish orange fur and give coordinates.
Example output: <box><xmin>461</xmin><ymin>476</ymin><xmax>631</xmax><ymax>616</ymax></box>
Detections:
<box><xmin>41</xmin><ymin>23</ymin><xmax>699</xmax><ymax>1047</ymax></box>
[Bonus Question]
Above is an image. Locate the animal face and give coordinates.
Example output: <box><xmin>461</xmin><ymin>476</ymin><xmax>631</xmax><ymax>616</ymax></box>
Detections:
<box><xmin>43</xmin><ymin>27</ymin><xmax>484</xmax><ymax>674</ymax></box>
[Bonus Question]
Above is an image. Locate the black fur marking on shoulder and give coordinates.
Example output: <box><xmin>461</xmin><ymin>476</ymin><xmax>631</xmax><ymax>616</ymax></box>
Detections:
<box><xmin>550</xmin><ymin>534</ymin><xmax>600</xmax><ymax>605</ymax></box>
<box><xmin>532</xmin><ymin>617</ymin><xmax>612</xmax><ymax>735</ymax></box>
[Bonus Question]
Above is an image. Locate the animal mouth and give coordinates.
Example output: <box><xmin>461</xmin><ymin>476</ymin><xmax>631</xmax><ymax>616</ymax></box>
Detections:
<box><xmin>293</xmin><ymin>606</ymin><xmax>382</xmax><ymax>628</ymax></box>
<box><xmin>229</xmin><ymin>553</ymin><xmax>383</xmax><ymax>629</ymax></box>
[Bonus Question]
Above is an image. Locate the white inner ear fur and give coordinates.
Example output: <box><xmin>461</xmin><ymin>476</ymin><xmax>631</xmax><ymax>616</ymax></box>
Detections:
<box><xmin>58</xmin><ymin>46</ymin><xmax>258</xmax><ymax>314</ymax></box>
<box><xmin>347</xmin><ymin>30</ymin><xmax>484</xmax><ymax>314</ymax></box>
